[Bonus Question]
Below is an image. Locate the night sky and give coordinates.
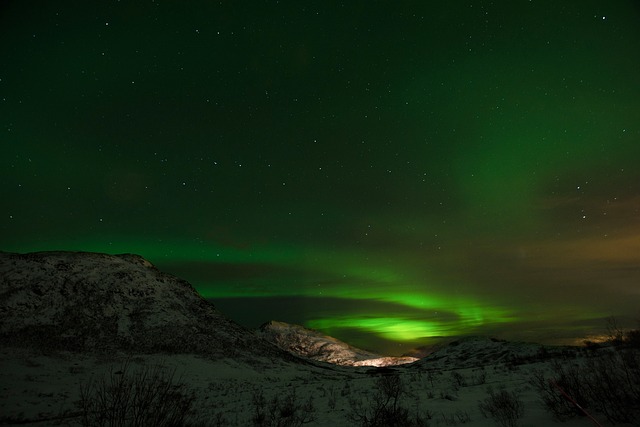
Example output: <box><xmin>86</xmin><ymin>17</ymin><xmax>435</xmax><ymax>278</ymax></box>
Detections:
<box><xmin>2</xmin><ymin>1</ymin><xmax>640</xmax><ymax>354</ymax></box>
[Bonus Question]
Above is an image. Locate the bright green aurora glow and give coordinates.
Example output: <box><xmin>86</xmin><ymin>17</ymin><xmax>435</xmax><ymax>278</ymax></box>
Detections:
<box><xmin>2</xmin><ymin>1</ymin><xmax>640</xmax><ymax>354</ymax></box>
<box><xmin>307</xmin><ymin>318</ymin><xmax>448</xmax><ymax>342</ymax></box>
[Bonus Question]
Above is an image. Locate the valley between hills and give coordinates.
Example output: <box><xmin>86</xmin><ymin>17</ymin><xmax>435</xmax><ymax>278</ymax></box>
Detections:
<box><xmin>1</xmin><ymin>251</ymin><xmax>638</xmax><ymax>426</ymax></box>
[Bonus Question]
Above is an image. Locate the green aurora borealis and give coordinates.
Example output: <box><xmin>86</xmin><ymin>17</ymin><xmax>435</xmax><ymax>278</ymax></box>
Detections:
<box><xmin>2</xmin><ymin>1</ymin><xmax>640</xmax><ymax>354</ymax></box>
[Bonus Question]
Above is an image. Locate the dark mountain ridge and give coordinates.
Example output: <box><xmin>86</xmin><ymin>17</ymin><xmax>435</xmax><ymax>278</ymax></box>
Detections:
<box><xmin>0</xmin><ymin>251</ymin><xmax>290</xmax><ymax>360</ymax></box>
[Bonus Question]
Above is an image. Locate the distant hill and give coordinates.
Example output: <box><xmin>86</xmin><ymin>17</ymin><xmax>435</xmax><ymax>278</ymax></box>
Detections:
<box><xmin>409</xmin><ymin>336</ymin><xmax>562</xmax><ymax>370</ymax></box>
<box><xmin>258</xmin><ymin>320</ymin><xmax>418</xmax><ymax>367</ymax></box>
<box><xmin>0</xmin><ymin>251</ymin><xmax>290</xmax><ymax>361</ymax></box>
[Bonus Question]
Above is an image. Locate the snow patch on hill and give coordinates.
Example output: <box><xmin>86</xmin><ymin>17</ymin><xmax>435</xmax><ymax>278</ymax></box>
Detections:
<box><xmin>258</xmin><ymin>320</ymin><xmax>418</xmax><ymax>367</ymax></box>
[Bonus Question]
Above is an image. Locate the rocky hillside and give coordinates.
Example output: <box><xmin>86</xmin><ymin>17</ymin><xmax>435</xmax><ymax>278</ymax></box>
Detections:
<box><xmin>258</xmin><ymin>320</ymin><xmax>418</xmax><ymax>367</ymax></box>
<box><xmin>0</xmin><ymin>251</ymin><xmax>289</xmax><ymax>360</ymax></box>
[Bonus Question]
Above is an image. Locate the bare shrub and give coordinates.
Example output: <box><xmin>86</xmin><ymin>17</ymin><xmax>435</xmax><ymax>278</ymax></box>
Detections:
<box><xmin>478</xmin><ymin>387</ymin><xmax>524</xmax><ymax>427</ymax></box>
<box><xmin>78</xmin><ymin>360</ymin><xmax>197</xmax><ymax>427</ymax></box>
<box><xmin>348</xmin><ymin>375</ymin><xmax>429</xmax><ymax>427</ymax></box>
<box><xmin>603</xmin><ymin>317</ymin><xmax>640</xmax><ymax>348</ymax></box>
<box><xmin>341</xmin><ymin>382</ymin><xmax>351</xmax><ymax>397</ymax></box>
<box><xmin>528</xmin><ymin>368</ymin><xmax>576</xmax><ymax>421</ymax></box>
<box><xmin>439</xmin><ymin>389</ymin><xmax>457</xmax><ymax>401</ymax></box>
<box><xmin>535</xmin><ymin>359</ymin><xmax>589</xmax><ymax>421</ymax></box>
<box><xmin>439</xmin><ymin>412</ymin><xmax>455</xmax><ymax>426</ymax></box>
<box><xmin>450</xmin><ymin>371</ymin><xmax>466</xmax><ymax>388</ymax></box>
<box><xmin>606</xmin><ymin>316</ymin><xmax>625</xmax><ymax>345</ymax></box>
<box><xmin>581</xmin><ymin>349</ymin><xmax>640</xmax><ymax>423</ymax></box>
<box><xmin>531</xmin><ymin>347</ymin><xmax>640</xmax><ymax>424</ymax></box>
<box><xmin>252</xmin><ymin>387</ymin><xmax>315</xmax><ymax>427</ymax></box>
<box><xmin>425</xmin><ymin>370</ymin><xmax>437</xmax><ymax>388</ymax></box>
<box><xmin>327</xmin><ymin>386</ymin><xmax>337</xmax><ymax>410</ymax></box>
<box><xmin>252</xmin><ymin>389</ymin><xmax>268</xmax><ymax>426</ymax></box>
<box><xmin>438</xmin><ymin>410</ymin><xmax>471</xmax><ymax>425</ymax></box>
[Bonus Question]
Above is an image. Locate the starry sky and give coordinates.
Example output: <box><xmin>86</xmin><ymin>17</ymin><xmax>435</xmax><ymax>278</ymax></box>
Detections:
<box><xmin>2</xmin><ymin>1</ymin><xmax>640</xmax><ymax>354</ymax></box>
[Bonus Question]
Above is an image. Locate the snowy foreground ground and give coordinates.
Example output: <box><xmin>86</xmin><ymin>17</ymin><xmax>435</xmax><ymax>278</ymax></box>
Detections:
<box><xmin>1</xmin><ymin>340</ymin><xmax>630</xmax><ymax>427</ymax></box>
<box><xmin>1</xmin><ymin>252</ymin><xmax>636</xmax><ymax>426</ymax></box>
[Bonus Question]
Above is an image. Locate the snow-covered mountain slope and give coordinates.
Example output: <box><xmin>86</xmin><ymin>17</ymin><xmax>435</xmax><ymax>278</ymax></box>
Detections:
<box><xmin>409</xmin><ymin>336</ymin><xmax>566</xmax><ymax>370</ymax></box>
<box><xmin>257</xmin><ymin>320</ymin><xmax>418</xmax><ymax>367</ymax></box>
<box><xmin>0</xmin><ymin>251</ymin><xmax>289</xmax><ymax>360</ymax></box>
